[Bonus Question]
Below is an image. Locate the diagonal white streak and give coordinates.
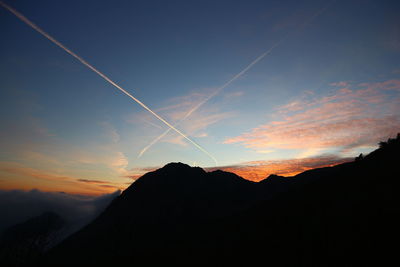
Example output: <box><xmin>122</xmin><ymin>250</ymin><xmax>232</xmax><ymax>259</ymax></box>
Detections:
<box><xmin>138</xmin><ymin>1</ymin><xmax>335</xmax><ymax>158</ymax></box>
<box><xmin>0</xmin><ymin>1</ymin><xmax>218</xmax><ymax>165</ymax></box>
<box><xmin>138</xmin><ymin>36</ymin><xmax>288</xmax><ymax>158</ymax></box>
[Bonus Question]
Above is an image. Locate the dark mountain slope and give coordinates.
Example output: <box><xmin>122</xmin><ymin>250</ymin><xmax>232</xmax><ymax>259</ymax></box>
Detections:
<box><xmin>189</xmin><ymin>138</ymin><xmax>400</xmax><ymax>266</ymax></box>
<box><xmin>44</xmin><ymin>136</ymin><xmax>400</xmax><ymax>267</ymax></box>
<box><xmin>0</xmin><ymin>212</ymin><xmax>65</xmax><ymax>267</ymax></box>
<box><xmin>44</xmin><ymin>163</ymin><xmax>277</xmax><ymax>266</ymax></box>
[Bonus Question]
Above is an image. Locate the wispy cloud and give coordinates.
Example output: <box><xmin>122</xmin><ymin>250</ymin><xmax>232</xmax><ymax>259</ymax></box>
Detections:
<box><xmin>0</xmin><ymin>161</ymin><xmax>121</xmax><ymax>194</ymax></box>
<box><xmin>123</xmin><ymin>166</ymin><xmax>159</xmax><ymax>181</ymax></box>
<box><xmin>224</xmin><ymin>91</ymin><xmax>244</xmax><ymax>99</ymax></box>
<box><xmin>99</xmin><ymin>121</ymin><xmax>120</xmax><ymax>143</ymax></box>
<box><xmin>110</xmin><ymin>152</ymin><xmax>129</xmax><ymax>175</ymax></box>
<box><xmin>225</xmin><ymin>79</ymin><xmax>400</xmax><ymax>154</ymax></box>
<box><xmin>1</xmin><ymin>162</ymin><xmax>74</xmax><ymax>182</ymax></box>
<box><xmin>77</xmin><ymin>179</ymin><xmax>112</xmax><ymax>184</ymax></box>
<box><xmin>73</xmin><ymin>149</ymin><xmax>130</xmax><ymax>177</ymax></box>
<box><xmin>136</xmin><ymin>89</ymin><xmax>232</xmax><ymax>153</ymax></box>
<box><xmin>329</xmin><ymin>81</ymin><xmax>350</xmax><ymax>88</ymax></box>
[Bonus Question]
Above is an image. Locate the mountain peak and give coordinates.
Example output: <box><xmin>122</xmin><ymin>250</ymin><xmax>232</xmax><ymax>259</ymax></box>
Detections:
<box><xmin>161</xmin><ymin>162</ymin><xmax>197</xmax><ymax>172</ymax></box>
<box><xmin>263</xmin><ymin>174</ymin><xmax>286</xmax><ymax>181</ymax></box>
<box><xmin>42</xmin><ymin>134</ymin><xmax>400</xmax><ymax>267</ymax></box>
<box><xmin>152</xmin><ymin>162</ymin><xmax>206</xmax><ymax>178</ymax></box>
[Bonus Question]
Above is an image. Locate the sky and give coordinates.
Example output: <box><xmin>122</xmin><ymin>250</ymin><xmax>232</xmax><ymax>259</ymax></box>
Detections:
<box><xmin>1</xmin><ymin>0</ymin><xmax>400</xmax><ymax>195</ymax></box>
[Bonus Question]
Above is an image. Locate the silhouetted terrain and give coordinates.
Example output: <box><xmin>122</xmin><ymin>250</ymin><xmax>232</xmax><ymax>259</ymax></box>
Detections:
<box><xmin>0</xmin><ymin>212</ymin><xmax>65</xmax><ymax>266</ymax></box>
<box><xmin>7</xmin><ymin>135</ymin><xmax>400</xmax><ymax>266</ymax></box>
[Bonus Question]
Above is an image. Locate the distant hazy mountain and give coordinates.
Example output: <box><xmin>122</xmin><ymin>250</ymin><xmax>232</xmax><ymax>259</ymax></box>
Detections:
<box><xmin>0</xmin><ymin>212</ymin><xmax>65</xmax><ymax>266</ymax></box>
<box><xmin>41</xmin><ymin>135</ymin><xmax>400</xmax><ymax>266</ymax></box>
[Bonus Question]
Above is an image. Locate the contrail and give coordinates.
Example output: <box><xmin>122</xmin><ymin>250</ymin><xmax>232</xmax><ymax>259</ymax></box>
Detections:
<box><xmin>138</xmin><ymin>33</ymin><xmax>288</xmax><ymax>158</ymax></box>
<box><xmin>138</xmin><ymin>1</ymin><xmax>335</xmax><ymax>158</ymax></box>
<box><xmin>137</xmin><ymin>40</ymin><xmax>283</xmax><ymax>158</ymax></box>
<box><xmin>138</xmin><ymin>39</ymin><xmax>285</xmax><ymax>158</ymax></box>
<box><xmin>0</xmin><ymin>1</ymin><xmax>218</xmax><ymax>165</ymax></box>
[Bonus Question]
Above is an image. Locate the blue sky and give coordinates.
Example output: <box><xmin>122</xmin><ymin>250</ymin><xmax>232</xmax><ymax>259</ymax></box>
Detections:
<box><xmin>1</xmin><ymin>0</ymin><xmax>400</xmax><ymax>194</ymax></box>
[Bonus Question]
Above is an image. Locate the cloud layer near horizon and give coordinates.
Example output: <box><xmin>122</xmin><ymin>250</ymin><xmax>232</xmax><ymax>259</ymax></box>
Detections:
<box><xmin>207</xmin><ymin>155</ymin><xmax>351</xmax><ymax>182</ymax></box>
<box><xmin>0</xmin><ymin>161</ymin><xmax>124</xmax><ymax>195</ymax></box>
<box><xmin>224</xmin><ymin>80</ymin><xmax>400</xmax><ymax>155</ymax></box>
<box><xmin>0</xmin><ymin>189</ymin><xmax>120</xmax><ymax>234</ymax></box>
<box><xmin>127</xmin><ymin>154</ymin><xmax>351</xmax><ymax>183</ymax></box>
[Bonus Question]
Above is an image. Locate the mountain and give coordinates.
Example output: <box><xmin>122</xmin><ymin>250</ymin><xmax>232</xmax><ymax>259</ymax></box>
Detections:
<box><xmin>0</xmin><ymin>212</ymin><xmax>65</xmax><ymax>267</ymax></box>
<box><xmin>43</xmin><ymin>135</ymin><xmax>399</xmax><ymax>266</ymax></box>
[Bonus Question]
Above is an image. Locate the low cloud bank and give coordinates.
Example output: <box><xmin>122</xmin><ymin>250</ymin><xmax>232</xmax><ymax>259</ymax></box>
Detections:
<box><xmin>0</xmin><ymin>189</ymin><xmax>120</xmax><ymax>234</ymax></box>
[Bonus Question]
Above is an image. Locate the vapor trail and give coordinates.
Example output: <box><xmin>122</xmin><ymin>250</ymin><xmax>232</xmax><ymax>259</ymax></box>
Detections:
<box><xmin>0</xmin><ymin>1</ymin><xmax>218</xmax><ymax>165</ymax></box>
<box><xmin>138</xmin><ymin>1</ymin><xmax>335</xmax><ymax>158</ymax></box>
<box><xmin>138</xmin><ymin>34</ymin><xmax>288</xmax><ymax>158</ymax></box>
<box><xmin>138</xmin><ymin>41</ymin><xmax>281</xmax><ymax>157</ymax></box>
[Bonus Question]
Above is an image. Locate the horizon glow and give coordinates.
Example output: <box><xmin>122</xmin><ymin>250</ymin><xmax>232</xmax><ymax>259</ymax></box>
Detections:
<box><xmin>0</xmin><ymin>0</ymin><xmax>399</xmax><ymax>195</ymax></box>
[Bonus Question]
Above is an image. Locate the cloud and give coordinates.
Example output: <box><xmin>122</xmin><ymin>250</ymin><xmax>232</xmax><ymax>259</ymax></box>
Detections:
<box><xmin>1</xmin><ymin>162</ymin><xmax>75</xmax><ymax>182</ymax></box>
<box><xmin>207</xmin><ymin>155</ymin><xmax>351</xmax><ymax>182</ymax></box>
<box><xmin>330</xmin><ymin>81</ymin><xmax>350</xmax><ymax>87</ymax></box>
<box><xmin>77</xmin><ymin>179</ymin><xmax>112</xmax><ymax>184</ymax></box>
<box><xmin>125</xmin><ymin>154</ymin><xmax>350</xmax><ymax>183</ymax></box>
<box><xmin>73</xmin><ymin>149</ymin><xmax>130</xmax><ymax>177</ymax></box>
<box><xmin>0</xmin><ymin>189</ymin><xmax>120</xmax><ymax>236</ymax></box>
<box><xmin>99</xmin><ymin>121</ymin><xmax>120</xmax><ymax>143</ymax></box>
<box><xmin>124</xmin><ymin>166</ymin><xmax>159</xmax><ymax>181</ymax></box>
<box><xmin>0</xmin><ymin>161</ymin><xmax>122</xmax><ymax>194</ymax></box>
<box><xmin>110</xmin><ymin>152</ymin><xmax>129</xmax><ymax>175</ymax></box>
<box><xmin>0</xmin><ymin>90</ymin><xmax>129</xmax><ymax>193</ymax></box>
<box><xmin>224</xmin><ymin>91</ymin><xmax>244</xmax><ymax>99</ymax></box>
<box><xmin>225</xmin><ymin>79</ymin><xmax>400</xmax><ymax>154</ymax></box>
<box><xmin>358</xmin><ymin>79</ymin><xmax>400</xmax><ymax>92</ymax></box>
<box><xmin>134</xmin><ymin>89</ymin><xmax>232</xmax><ymax>148</ymax></box>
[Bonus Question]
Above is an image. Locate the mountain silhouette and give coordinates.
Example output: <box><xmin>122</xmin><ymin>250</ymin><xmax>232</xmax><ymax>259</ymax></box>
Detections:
<box><xmin>39</xmin><ymin>135</ymin><xmax>400</xmax><ymax>266</ymax></box>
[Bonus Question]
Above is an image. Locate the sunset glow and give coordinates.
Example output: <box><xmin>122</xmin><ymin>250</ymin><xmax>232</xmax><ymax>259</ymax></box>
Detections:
<box><xmin>1</xmin><ymin>0</ymin><xmax>399</xmax><ymax>195</ymax></box>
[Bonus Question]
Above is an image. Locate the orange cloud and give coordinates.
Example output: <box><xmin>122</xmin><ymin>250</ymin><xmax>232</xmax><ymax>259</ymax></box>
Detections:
<box><xmin>225</xmin><ymin>79</ymin><xmax>400</xmax><ymax>153</ymax></box>
<box><xmin>125</xmin><ymin>155</ymin><xmax>350</xmax><ymax>183</ymax></box>
<box><xmin>123</xmin><ymin>166</ymin><xmax>159</xmax><ymax>181</ymax></box>
<box><xmin>77</xmin><ymin>179</ymin><xmax>113</xmax><ymax>184</ymax></box>
<box><xmin>207</xmin><ymin>155</ymin><xmax>351</xmax><ymax>182</ymax></box>
<box><xmin>0</xmin><ymin>162</ymin><xmax>120</xmax><ymax>195</ymax></box>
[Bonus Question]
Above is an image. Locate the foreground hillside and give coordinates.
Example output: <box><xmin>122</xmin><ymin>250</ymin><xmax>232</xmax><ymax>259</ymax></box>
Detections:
<box><xmin>40</xmin><ymin>135</ymin><xmax>399</xmax><ymax>266</ymax></box>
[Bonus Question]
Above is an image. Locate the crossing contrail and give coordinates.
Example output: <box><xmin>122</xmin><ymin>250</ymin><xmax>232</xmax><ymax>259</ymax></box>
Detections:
<box><xmin>138</xmin><ymin>34</ymin><xmax>288</xmax><ymax>158</ymax></box>
<box><xmin>0</xmin><ymin>1</ymin><xmax>218</xmax><ymax>165</ymax></box>
<box><xmin>138</xmin><ymin>1</ymin><xmax>336</xmax><ymax>158</ymax></box>
<box><xmin>138</xmin><ymin>39</ymin><xmax>283</xmax><ymax>157</ymax></box>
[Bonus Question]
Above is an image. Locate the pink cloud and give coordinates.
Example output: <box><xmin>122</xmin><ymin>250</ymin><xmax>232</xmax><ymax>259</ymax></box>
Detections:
<box><xmin>225</xmin><ymin>79</ymin><xmax>400</xmax><ymax>153</ymax></box>
<box><xmin>134</xmin><ymin>89</ymin><xmax>232</xmax><ymax>147</ymax></box>
<box><xmin>330</xmin><ymin>81</ymin><xmax>350</xmax><ymax>88</ymax></box>
<box><xmin>358</xmin><ymin>79</ymin><xmax>400</xmax><ymax>92</ymax></box>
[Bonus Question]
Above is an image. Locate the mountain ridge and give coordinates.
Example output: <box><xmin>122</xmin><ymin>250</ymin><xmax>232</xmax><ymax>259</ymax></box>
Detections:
<box><xmin>39</xmin><ymin>134</ymin><xmax>400</xmax><ymax>266</ymax></box>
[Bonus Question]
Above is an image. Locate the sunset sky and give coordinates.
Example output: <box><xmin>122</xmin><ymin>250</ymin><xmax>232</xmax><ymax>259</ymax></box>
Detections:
<box><xmin>1</xmin><ymin>0</ymin><xmax>400</xmax><ymax>195</ymax></box>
